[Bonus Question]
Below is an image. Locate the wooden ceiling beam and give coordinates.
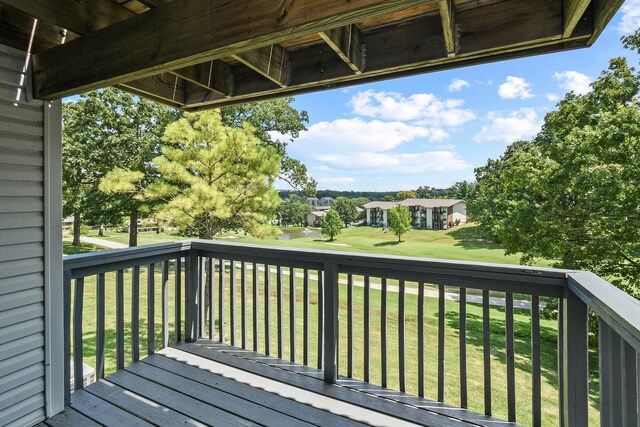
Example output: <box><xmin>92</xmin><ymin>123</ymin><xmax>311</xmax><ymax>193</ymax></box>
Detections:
<box><xmin>588</xmin><ymin>0</ymin><xmax>623</xmax><ymax>45</ymax></box>
<box><xmin>319</xmin><ymin>24</ymin><xmax>366</xmax><ymax>74</ymax></box>
<box><xmin>0</xmin><ymin>0</ymin><xmax>134</xmax><ymax>35</ymax></box>
<box><xmin>183</xmin><ymin>0</ymin><xmax>590</xmax><ymax>110</ymax></box>
<box><xmin>118</xmin><ymin>73</ymin><xmax>185</xmax><ymax>106</ymax></box>
<box><xmin>438</xmin><ymin>0</ymin><xmax>457</xmax><ymax>57</ymax></box>
<box><xmin>170</xmin><ymin>60</ymin><xmax>233</xmax><ymax>97</ymax></box>
<box><xmin>232</xmin><ymin>45</ymin><xmax>291</xmax><ymax>87</ymax></box>
<box><xmin>32</xmin><ymin>0</ymin><xmax>432</xmax><ymax>100</ymax></box>
<box><xmin>563</xmin><ymin>0</ymin><xmax>591</xmax><ymax>38</ymax></box>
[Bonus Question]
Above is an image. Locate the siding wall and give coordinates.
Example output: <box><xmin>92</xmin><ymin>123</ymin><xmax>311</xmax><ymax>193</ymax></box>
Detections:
<box><xmin>0</xmin><ymin>44</ymin><xmax>47</xmax><ymax>427</ymax></box>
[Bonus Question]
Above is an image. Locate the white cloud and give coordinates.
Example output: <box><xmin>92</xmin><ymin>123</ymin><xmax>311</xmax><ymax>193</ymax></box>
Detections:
<box><xmin>618</xmin><ymin>0</ymin><xmax>640</xmax><ymax>34</ymax></box>
<box><xmin>349</xmin><ymin>90</ymin><xmax>475</xmax><ymax>126</ymax></box>
<box><xmin>285</xmin><ymin>118</ymin><xmax>448</xmax><ymax>157</ymax></box>
<box><xmin>546</xmin><ymin>93</ymin><xmax>560</xmax><ymax>102</ymax></box>
<box><xmin>448</xmin><ymin>78</ymin><xmax>470</xmax><ymax>92</ymax></box>
<box><xmin>474</xmin><ymin>108</ymin><xmax>542</xmax><ymax>143</ymax></box>
<box><xmin>553</xmin><ymin>71</ymin><xmax>592</xmax><ymax>95</ymax></box>
<box><xmin>317</xmin><ymin>151</ymin><xmax>471</xmax><ymax>174</ymax></box>
<box><xmin>498</xmin><ymin>76</ymin><xmax>534</xmax><ymax>99</ymax></box>
<box><xmin>317</xmin><ymin>177</ymin><xmax>355</xmax><ymax>185</ymax></box>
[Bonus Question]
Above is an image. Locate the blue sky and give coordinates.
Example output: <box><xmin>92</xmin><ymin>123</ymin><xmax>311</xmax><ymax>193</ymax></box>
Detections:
<box><xmin>278</xmin><ymin>1</ymin><xmax>640</xmax><ymax>192</ymax></box>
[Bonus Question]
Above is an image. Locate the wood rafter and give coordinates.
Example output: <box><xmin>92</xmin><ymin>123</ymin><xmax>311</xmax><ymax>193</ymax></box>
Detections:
<box><xmin>170</xmin><ymin>60</ymin><xmax>233</xmax><ymax>97</ymax></box>
<box><xmin>31</xmin><ymin>0</ymin><xmax>434</xmax><ymax>100</ymax></box>
<box><xmin>438</xmin><ymin>0</ymin><xmax>457</xmax><ymax>57</ymax></box>
<box><xmin>319</xmin><ymin>24</ymin><xmax>365</xmax><ymax>74</ymax></box>
<box><xmin>563</xmin><ymin>0</ymin><xmax>591</xmax><ymax>37</ymax></box>
<box><xmin>232</xmin><ymin>45</ymin><xmax>291</xmax><ymax>87</ymax></box>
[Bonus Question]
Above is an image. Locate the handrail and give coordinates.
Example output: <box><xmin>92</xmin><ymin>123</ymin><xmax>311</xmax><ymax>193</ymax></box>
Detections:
<box><xmin>568</xmin><ymin>271</ymin><xmax>640</xmax><ymax>352</ymax></box>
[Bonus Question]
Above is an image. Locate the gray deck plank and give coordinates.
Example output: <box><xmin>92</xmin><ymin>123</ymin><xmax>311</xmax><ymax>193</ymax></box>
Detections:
<box><xmin>124</xmin><ymin>361</ymin><xmax>314</xmax><ymax>427</ymax></box>
<box><xmin>69</xmin><ymin>388</ymin><xmax>153</xmax><ymax>427</ymax></box>
<box><xmin>106</xmin><ymin>368</ymin><xmax>258</xmax><ymax>427</ymax></box>
<box><xmin>175</xmin><ymin>341</ymin><xmax>467</xmax><ymax>427</ymax></box>
<box><xmin>186</xmin><ymin>341</ymin><xmax>522</xmax><ymax>427</ymax></box>
<box><xmin>83</xmin><ymin>379</ymin><xmax>207</xmax><ymax>427</ymax></box>
<box><xmin>44</xmin><ymin>408</ymin><xmax>101</xmax><ymax>427</ymax></box>
<box><xmin>143</xmin><ymin>354</ymin><xmax>368</xmax><ymax>427</ymax></box>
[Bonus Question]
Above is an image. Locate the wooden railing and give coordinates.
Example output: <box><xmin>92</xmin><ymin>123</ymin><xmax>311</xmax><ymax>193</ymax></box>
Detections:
<box><xmin>63</xmin><ymin>240</ymin><xmax>640</xmax><ymax>426</ymax></box>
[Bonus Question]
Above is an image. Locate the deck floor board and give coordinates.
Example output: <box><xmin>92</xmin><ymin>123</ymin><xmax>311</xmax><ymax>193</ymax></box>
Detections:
<box><xmin>47</xmin><ymin>341</ymin><xmax>519</xmax><ymax>427</ymax></box>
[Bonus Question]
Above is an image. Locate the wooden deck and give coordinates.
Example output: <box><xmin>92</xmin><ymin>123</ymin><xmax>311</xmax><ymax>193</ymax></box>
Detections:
<box><xmin>43</xmin><ymin>340</ymin><xmax>518</xmax><ymax>427</ymax></box>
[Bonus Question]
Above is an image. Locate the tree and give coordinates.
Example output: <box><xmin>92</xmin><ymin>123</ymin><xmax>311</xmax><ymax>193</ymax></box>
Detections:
<box><xmin>351</xmin><ymin>197</ymin><xmax>370</xmax><ymax>207</ymax></box>
<box><xmin>277</xmin><ymin>194</ymin><xmax>312</xmax><ymax>226</ymax></box>
<box><xmin>396</xmin><ymin>190</ymin><xmax>416</xmax><ymax>200</ymax></box>
<box><xmin>471</xmin><ymin>30</ymin><xmax>640</xmax><ymax>297</ymax></box>
<box><xmin>220</xmin><ymin>98</ymin><xmax>317</xmax><ymax>194</ymax></box>
<box><xmin>63</xmin><ymin>88</ymin><xmax>179</xmax><ymax>246</ymax></box>
<box><xmin>415</xmin><ymin>186</ymin><xmax>437</xmax><ymax>198</ymax></box>
<box><xmin>388</xmin><ymin>205</ymin><xmax>412</xmax><ymax>242</ymax></box>
<box><xmin>107</xmin><ymin>110</ymin><xmax>281</xmax><ymax>240</ymax></box>
<box><xmin>383</xmin><ymin>195</ymin><xmax>395</xmax><ymax>202</ymax></box>
<box><xmin>332</xmin><ymin>197</ymin><xmax>359</xmax><ymax>227</ymax></box>
<box><xmin>320</xmin><ymin>210</ymin><xmax>343</xmax><ymax>241</ymax></box>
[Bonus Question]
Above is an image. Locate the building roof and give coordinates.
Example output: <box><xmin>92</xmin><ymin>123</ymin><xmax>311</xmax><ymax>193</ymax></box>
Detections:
<box><xmin>309</xmin><ymin>211</ymin><xmax>326</xmax><ymax>217</ymax></box>
<box><xmin>398</xmin><ymin>198</ymin><xmax>464</xmax><ymax>208</ymax></box>
<box><xmin>0</xmin><ymin>0</ymin><xmax>621</xmax><ymax>110</ymax></box>
<box><xmin>363</xmin><ymin>201</ymin><xmax>399</xmax><ymax>209</ymax></box>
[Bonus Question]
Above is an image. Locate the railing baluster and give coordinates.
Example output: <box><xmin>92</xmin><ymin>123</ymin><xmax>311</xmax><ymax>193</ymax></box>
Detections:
<box><xmin>219</xmin><ymin>258</ymin><xmax>225</xmax><ymax>343</ymax></box>
<box><xmin>131</xmin><ymin>266</ymin><xmax>140</xmax><ymax>362</ymax></box>
<box><xmin>531</xmin><ymin>295</ymin><xmax>541</xmax><ymax>427</ymax></box>
<box><xmin>611</xmin><ymin>331</ymin><xmax>623</xmax><ymax>426</ymax></box>
<box><xmin>364</xmin><ymin>275</ymin><xmax>370</xmax><ymax>383</ymax></box>
<box><xmin>381</xmin><ymin>277</ymin><xmax>387</xmax><ymax>387</ymax></box>
<box><xmin>317</xmin><ymin>269</ymin><xmax>323</xmax><ymax>370</ymax></box>
<box><xmin>63</xmin><ymin>269</ymin><xmax>71</xmax><ymax>405</ymax></box>
<box><xmin>600</xmin><ymin>318</ymin><xmax>613</xmax><ymax>427</ymax></box>
<box><xmin>162</xmin><ymin>261</ymin><xmax>169</xmax><ymax>348</ymax></box>
<box><xmin>73</xmin><ymin>277</ymin><xmax>84</xmax><ymax>390</ymax></box>
<box><xmin>277</xmin><ymin>265</ymin><xmax>283</xmax><ymax>359</ymax></box>
<box><xmin>418</xmin><ymin>281</ymin><xmax>424</xmax><ymax>398</ymax></box>
<box><xmin>230</xmin><ymin>260</ymin><xmax>236</xmax><ymax>346</ymax></box>
<box><xmin>116</xmin><ymin>269</ymin><xmax>125</xmax><ymax>370</ymax></box>
<box><xmin>242</xmin><ymin>262</ymin><xmax>248</xmax><ymax>349</ymax></box>
<box><xmin>96</xmin><ymin>273</ymin><xmax>105</xmax><ymax>379</ymax></box>
<box><xmin>185</xmin><ymin>250</ymin><xmax>199</xmax><ymax>342</ymax></box>
<box><xmin>558</xmin><ymin>296</ymin><xmax>564</xmax><ymax>422</ymax></box>
<box><xmin>459</xmin><ymin>287</ymin><xmax>467</xmax><ymax>409</ymax></box>
<box><xmin>199</xmin><ymin>257</ymin><xmax>205</xmax><ymax>338</ymax></box>
<box><xmin>323</xmin><ymin>262</ymin><xmax>339</xmax><ymax>383</ymax></box>
<box><xmin>208</xmin><ymin>258</ymin><xmax>215</xmax><ymax>340</ymax></box>
<box><xmin>399</xmin><ymin>280</ymin><xmax>405</xmax><ymax>393</ymax></box>
<box><xmin>303</xmin><ymin>269</ymin><xmax>309</xmax><ymax>366</ymax></box>
<box><xmin>346</xmin><ymin>274</ymin><xmax>353</xmax><ymax>378</ymax></box>
<box><xmin>175</xmin><ymin>258</ymin><xmax>182</xmax><ymax>343</ymax></box>
<box><xmin>483</xmin><ymin>289</ymin><xmax>491</xmax><ymax>415</ymax></box>
<box><xmin>252</xmin><ymin>262</ymin><xmax>259</xmax><ymax>352</ymax></box>
<box><xmin>265</xmin><ymin>264</ymin><xmax>271</xmax><ymax>355</ymax></box>
<box><xmin>622</xmin><ymin>340</ymin><xmax>638</xmax><ymax>426</ymax></box>
<box><xmin>289</xmin><ymin>267</ymin><xmax>296</xmax><ymax>363</ymax></box>
<box><xmin>147</xmin><ymin>264</ymin><xmax>155</xmax><ymax>356</ymax></box>
<box><xmin>438</xmin><ymin>284</ymin><xmax>445</xmax><ymax>402</ymax></box>
<box><xmin>506</xmin><ymin>292</ymin><xmax>516</xmax><ymax>422</ymax></box>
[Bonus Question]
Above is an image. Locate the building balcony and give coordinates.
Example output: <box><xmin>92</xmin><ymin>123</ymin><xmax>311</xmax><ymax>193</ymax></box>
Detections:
<box><xmin>47</xmin><ymin>241</ymin><xmax>640</xmax><ymax>426</ymax></box>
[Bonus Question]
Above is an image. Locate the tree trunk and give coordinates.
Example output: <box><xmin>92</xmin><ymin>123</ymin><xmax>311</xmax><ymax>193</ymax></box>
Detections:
<box><xmin>72</xmin><ymin>212</ymin><xmax>81</xmax><ymax>246</ymax></box>
<box><xmin>98</xmin><ymin>224</ymin><xmax>105</xmax><ymax>237</ymax></box>
<box><xmin>129</xmin><ymin>210</ymin><xmax>138</xmax><ymax>247</ymax></box>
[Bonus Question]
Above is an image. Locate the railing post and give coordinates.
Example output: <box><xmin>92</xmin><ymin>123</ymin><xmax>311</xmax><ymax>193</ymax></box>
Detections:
<box><xmin>323</xmin><ymin>262</ymin><xmax>339</xmax><ymax>383</ymax></box>
<box><xmin>561</xmin><ymin>288</ymin><xmax>589</xmax><ymax>426</ymax></box>
<box><xmin>184</xmin><ymin>248</ymin><xmax>200</xmax><ymax>342</ymax></box>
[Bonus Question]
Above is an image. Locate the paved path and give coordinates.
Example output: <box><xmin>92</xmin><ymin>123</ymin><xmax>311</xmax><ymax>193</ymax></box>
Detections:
<box><xmin>80</xmin><ymin>236</ymin><xmax>128</xmax><ymax>249</ymax></box>
<box><xmin>76</xmin><ymin>240</ymin><xmax>543</xmax><ymax>309</ymax></box>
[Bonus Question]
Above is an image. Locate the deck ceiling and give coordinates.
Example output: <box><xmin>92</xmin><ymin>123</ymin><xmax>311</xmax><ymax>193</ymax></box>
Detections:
<box><xmin>0</xmin><ymin>0</ymin><xmax>625</xmax><ymax>111</ymax></box>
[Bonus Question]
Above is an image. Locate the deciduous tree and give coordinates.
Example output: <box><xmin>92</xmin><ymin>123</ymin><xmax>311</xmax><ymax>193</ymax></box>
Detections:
<box><xmin>388</xmin><ymin>205</ymin><xmax>412</xmax><ymax>242</ymax></box>
<box><xmin>332</xmin><ymin>197</ymin><xmax>359</xmax><ymax>227</ymax></box>
<box><xmin>320</xmin><ymin>210</ymin><xmax>343</xmax><ymax>241</ymax></box>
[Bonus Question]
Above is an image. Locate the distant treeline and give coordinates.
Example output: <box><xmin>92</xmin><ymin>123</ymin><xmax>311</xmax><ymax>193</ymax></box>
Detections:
<box><xmin>278</xmin><ymin>181</ymin><xmax>475</xmax><ymax>201</ymax></box>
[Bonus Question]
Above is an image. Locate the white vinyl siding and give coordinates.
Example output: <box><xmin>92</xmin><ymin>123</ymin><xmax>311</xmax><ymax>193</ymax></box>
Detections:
<box><xmin>0</xmin><ymin>44</ymin><xmax>47</xmax><ymax>427</ymax></box>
